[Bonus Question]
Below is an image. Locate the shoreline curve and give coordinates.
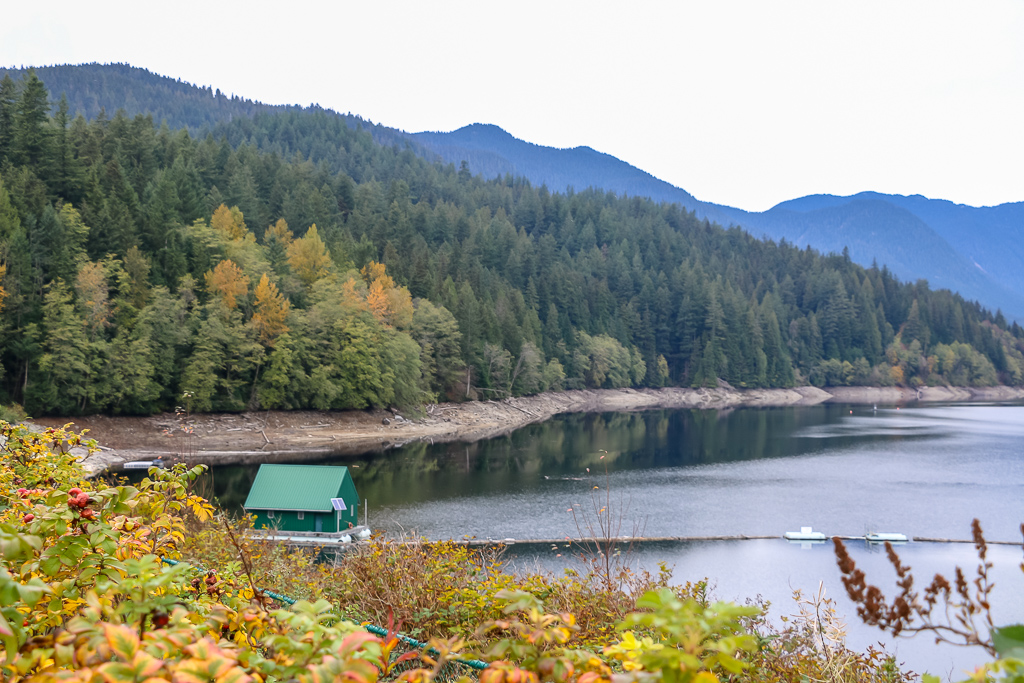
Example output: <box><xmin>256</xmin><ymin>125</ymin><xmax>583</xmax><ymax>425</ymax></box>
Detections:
<box><xmin>28</xmin><ymin>384</ymin><xmax>1024</xmax><ymax>477</ymax></box>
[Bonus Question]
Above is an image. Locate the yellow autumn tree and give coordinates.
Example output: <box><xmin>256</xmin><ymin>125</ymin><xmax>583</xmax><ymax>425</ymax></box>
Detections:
<box><xmin>361</xmin><ymin>261</ymin><xmax>393</xmax><ymax>289</ymax></box>
<box><xmin>251</xmin><ymin>273</ymin><xmax>290</xmax><ymax>344</ymax></box>
<box><xmin>286</xmin><ymin>224</ymin><xmax>332</xmax><ymax>286</ymax></box>
<box><xmin>211</xmin><ymin>204</ymin><xmax>248</xmax><ymax>240</ymax></box>
<box><xmin>340</xmin><ymin>277</ymin><xmax>369</xmax><ymax>312</ymax></box>
<box><xmin>264</xmin><ymin>217</ymin><xmax>294</xmax><ymax>248</ymax></box>
<box><xmin>361</xmin><ymin>260</ymin><xmax>413</xmax><ymax>329</ymax></box>
<box><xmin>204</xmin><ymin>259</ymin><xmax>249</xmax><ymax>310</ymax></box>
<box><xmin>74</xmin><ymin>261</ymin><xmax>110</xmax><ymax>339</ymax></box>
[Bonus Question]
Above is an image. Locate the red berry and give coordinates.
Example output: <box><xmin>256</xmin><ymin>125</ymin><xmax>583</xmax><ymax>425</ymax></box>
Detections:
<box><xmin>16</xmin><ymin>488</ymin><xmax>26</xmax><ymax>496</ymax></box>
<box><xmin>80</xmin><ymin>509</ymin><xmax>95</xmax><ymax>520</ymax></box>
<box><xmin>69</xmin><ymin>488</ymin><xmax>82</xmax><ymax>497</ymax></box>
<box><xmin>76</xmin><ymin>493</ymin><xmax>90</xmax><ymax>507</ymax></box>
<box><xmin>151</xmin><ymin>612</ymin><xmax>170</xmax><ymax>627</ymax></box>
<box><xmin>23</xmin><ymin>514</ymin><xmax>34</xmax><ymax>523</ymax></box>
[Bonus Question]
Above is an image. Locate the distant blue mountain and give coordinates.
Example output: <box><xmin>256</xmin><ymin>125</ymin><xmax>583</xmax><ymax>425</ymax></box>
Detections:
<box><xmin>412</xmin><ymin>124</ymin><xmax>739</xmax><ymax>226</ymax></box>
<box><xmin>413</xmin><ymin>125</ymin><xmax>1024</xmax><ymax>319</ymax></box>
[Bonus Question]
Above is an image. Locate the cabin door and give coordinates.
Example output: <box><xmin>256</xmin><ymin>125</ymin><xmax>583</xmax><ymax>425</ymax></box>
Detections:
<box><xmin>315</xmin><ymin>515</ymin><xmax>323</xmax><ymax>532</ymax></box>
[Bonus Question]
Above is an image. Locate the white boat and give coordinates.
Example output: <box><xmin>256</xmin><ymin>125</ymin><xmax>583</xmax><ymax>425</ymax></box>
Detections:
<box><xmin>784</xmin><ymin>526</ymin><xmax>827</xmax><ymax>542</ymax></box>
<box><xmin>865</xmin><ymin>532</ymin><xmax>908</xmax><ymax>544</ymax></box>
<box><xmin>122</xmin><ymin>459</ymin><xmax>166</xmax><ymax>470</ymax></box>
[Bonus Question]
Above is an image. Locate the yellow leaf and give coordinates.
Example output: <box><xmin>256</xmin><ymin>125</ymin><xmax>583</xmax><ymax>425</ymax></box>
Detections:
<box><xmin>102</xmin><ymin>623</ymin><xmax>140</xmax><ymax>660</ymax></box>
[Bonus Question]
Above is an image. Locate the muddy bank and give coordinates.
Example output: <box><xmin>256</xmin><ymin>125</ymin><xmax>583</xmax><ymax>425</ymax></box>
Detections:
<box><xmin>31</xmin><ymin>384</ymin><xmax>1022</xmax><ymax>476</ymax></box>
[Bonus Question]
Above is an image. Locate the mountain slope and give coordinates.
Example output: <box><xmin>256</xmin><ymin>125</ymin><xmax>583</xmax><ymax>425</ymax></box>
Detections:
<box><xmin>414</xmin><ymin>127</ymin><xmax>1024</xmax><ymax>318</ymax></box>
<box><xmin>413</xmin><ymin>123</ymin><xmax>737</xmax><ymax>224</ymax></box>
<box><xmin>1</xmin><ymin>64</ymin><xmax>1023</xmax><ymax>418</ymax></box>
<box><xmin>735</xmin><ymin>195</ymin><xmax>1024</xmax><ymax>318</ymax></box>
<box><xmin>3</xmin><ymin>63</ymin><xmax>1022</xmax><ymax>318</ymax></box>
<box><xmin>0</xmin><ymin>63</ymin><xmax>423</xmax><ymax>151</ymax></box>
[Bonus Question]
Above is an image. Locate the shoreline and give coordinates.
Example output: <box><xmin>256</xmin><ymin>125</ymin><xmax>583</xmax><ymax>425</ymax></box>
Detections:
<box><xmin>30</xmin><ymin>384</ymin><xmax>1024</xmax><ymax>477</ymax></box>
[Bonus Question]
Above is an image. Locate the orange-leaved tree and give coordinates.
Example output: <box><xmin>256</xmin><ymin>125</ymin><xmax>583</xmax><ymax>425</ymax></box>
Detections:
<box><xmin>210</xmin><ymin>204</ymin><xmax>248</xmax><ymax>241</ymax></box>
<box><xmin>361</xmin><ymin>261</ymin><xmax>413</xmax><ymax>329</ymax></box>
<box><xmin>203</xmin><ymin>259</ymin><xmax>249</xmax><ymax>310</ymax></box>
<box><xmin>251</xmin><ymin>273</ymin><xmax>289</xmax><ymax>344</ymax></box>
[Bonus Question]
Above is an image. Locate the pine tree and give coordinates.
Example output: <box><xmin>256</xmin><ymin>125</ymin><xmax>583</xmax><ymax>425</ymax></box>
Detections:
<box><xmin>0</xmin><ymin>74</ymin><xmax>18</xmax><ymax>164</ymax></box>
<box><xmin>33</xmin><ymin>280</ymin><xmax>91</xmax><ymax>413</ymax></box>
<box><xmin>14</xmin><ymin>69</ymin><xmax>51</xmax><ymax>172</ymax></box>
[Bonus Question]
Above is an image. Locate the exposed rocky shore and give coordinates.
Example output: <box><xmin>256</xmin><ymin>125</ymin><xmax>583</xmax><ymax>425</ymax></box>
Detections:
<box><xmin>29</xmin><ymin>384</ymin><xmax>1024</xmax><ymax>477</ymax></box>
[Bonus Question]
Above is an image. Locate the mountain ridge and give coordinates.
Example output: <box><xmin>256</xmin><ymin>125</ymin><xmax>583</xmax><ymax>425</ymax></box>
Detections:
<box><xmin>3</xmin><ymin>62</ymin><xmax>1022</xmax><ymax>318</ymax></box>
<box><xmin>412</xmin><ymin>124</ymin><xmax>1024</xmax><ymax>319</ymax></box>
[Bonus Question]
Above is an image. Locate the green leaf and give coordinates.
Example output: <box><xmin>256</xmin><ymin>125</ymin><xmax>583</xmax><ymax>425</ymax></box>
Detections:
<box><xmin>715</xmin><ymin>651</ymin><xmax>747</xmax><ymax>673</ymax></box>
<box><xmin>40</xmin><ymin>554</ymin><xmax>62</xmax><ymax>576</ymax></box>
<box><xmin>0</xmin><ymin>580</ymin><xmax>19</xmax><ymax>607</ymax></box>
<box><xmin>16</xmin><ymin>578</ymin><xmax>49</xmax><ymax>606</ymax></box>
<box><xmin>993</xmin><ymin>624</ymin><xmax>1024</xmax><ymax>658</ymax></box>
<box><xmin>494</xmin><ymin>589</ymin><xmax>543</xmax><ymax>613</ymax></box>
<box><xmin>97</xmin><ymin>662</ymin><xmax>136</xmax><ymax>680</ymax></box>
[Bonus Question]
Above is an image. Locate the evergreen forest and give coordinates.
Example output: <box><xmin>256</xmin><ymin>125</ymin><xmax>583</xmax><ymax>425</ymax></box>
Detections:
<box><xmin>1</xmin><ymin>69</ymin><xmax>1022</xmax><ymax>416</ymax></box>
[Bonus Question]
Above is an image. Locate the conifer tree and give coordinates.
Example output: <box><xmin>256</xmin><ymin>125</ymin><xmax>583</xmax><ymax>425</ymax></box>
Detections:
<box><xmin>0</xmin><ymin>74</ymin><xmax>16</xmax><ymax>163</ymax></box>
<box><xmin>14</xmin><ymin>69</ymin><xmax>50</xmax><ymax>172</ymax></box>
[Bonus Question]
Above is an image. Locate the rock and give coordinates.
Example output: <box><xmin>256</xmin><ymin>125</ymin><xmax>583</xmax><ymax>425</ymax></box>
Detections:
<box><xmin>382</xmin><ymin>418</ymin><xmax>391</xmax><ymax>425</ymax></box>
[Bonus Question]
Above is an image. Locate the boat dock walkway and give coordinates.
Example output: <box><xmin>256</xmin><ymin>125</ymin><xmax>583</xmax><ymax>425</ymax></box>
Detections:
<box><xmin>246</xmin><ymin>530</ymin><xmax>1022</xmax><ymax>548</ymax></box>
<box><xmin>447</xmin><ymin>534</ymin><xmax>1022</xmax><ymax>547</ymax></box>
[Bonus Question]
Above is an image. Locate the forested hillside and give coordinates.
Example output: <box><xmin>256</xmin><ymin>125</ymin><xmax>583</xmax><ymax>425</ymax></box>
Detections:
<box><xmin>414</xmin><ymin>127</ymin><xmax>1024</xmax><ymax>321</ymax></box>
<box><xmin>0</xmin><ymin>69</ymin><xmax>1022</xmax><ymax>416</ymax></box>
<box><xmin>7</xmin><ymin>63</ymin><xmax>1024</xmax><ymax>321</ymax></box>
<box><xmin>0</xmin><ymin>63</ymin><xmax>421</xmax><ymax>150</ymax></box>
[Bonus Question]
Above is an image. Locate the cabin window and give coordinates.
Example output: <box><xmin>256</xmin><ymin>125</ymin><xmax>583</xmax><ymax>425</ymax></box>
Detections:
<box><xmin>297</xmin><ymin>512</ymin><xmax>305</xmax><ymax>520</ymax></box>
<box><xmin>267</xmin><ymin>510</ymin><xmax>274</xmax><ymax>519</ymax></box>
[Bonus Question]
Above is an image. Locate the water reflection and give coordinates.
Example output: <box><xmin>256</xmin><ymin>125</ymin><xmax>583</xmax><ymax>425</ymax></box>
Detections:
<box><xmin>201</xmin><ymin>403</ymin><xmax>1024</xmax><ymax>542</ymax></box>
<box><xmin>205</xmin><ymin>404</ymin><xmax>929</xmax><ymax>511</ymax></box>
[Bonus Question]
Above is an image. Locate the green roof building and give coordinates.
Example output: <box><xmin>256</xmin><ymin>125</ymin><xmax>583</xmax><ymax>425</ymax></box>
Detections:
<box><xmin>243</xmin><ymin>464</ymin><xmax>359</xmax><ymax>533</ymax></box>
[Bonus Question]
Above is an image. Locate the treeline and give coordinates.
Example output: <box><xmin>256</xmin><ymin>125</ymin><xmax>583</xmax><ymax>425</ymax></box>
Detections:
<box><xmin>0</xmin><ymin>63</ymin><xmax>430</xmax><ymax>152</ymax></box>
<box><xmin>0</xmin><ymin>69</ymin><xmax>1021</xmax><ymax>415</ymax></box>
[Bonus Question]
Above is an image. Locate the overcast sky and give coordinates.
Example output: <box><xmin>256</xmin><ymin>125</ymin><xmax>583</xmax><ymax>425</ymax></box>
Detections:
<box><xmin>2</xmin><ymin>1</ymin><xmax>1022</xmax><ymax>212</ymax></box>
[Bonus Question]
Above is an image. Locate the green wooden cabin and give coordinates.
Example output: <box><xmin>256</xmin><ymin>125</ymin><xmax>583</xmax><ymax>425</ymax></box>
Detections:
<box><xmin>243</xmin><ymin>464</ymin><xmax>359</xmax><ymax>533</ymax></box>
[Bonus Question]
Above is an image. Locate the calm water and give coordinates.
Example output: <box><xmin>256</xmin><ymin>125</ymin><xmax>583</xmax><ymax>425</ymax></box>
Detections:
<box><xmin>206</xmin><ymin>403</ymin><xmax>1024</xmax><ymax>678</ymax></box>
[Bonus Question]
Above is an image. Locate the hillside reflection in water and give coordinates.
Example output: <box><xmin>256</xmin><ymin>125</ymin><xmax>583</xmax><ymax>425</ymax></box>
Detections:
<box><xmin>207</xmin><ymin>403</ymin><xmax>1023</xmax><ymax>542</ymax></box>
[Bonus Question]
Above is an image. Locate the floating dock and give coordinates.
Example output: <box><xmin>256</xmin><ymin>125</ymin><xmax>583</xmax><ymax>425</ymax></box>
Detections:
<box><xmin>247</xmin><ymin>526</ymin><xmax>371</xmax><ymax>548</ymax></box>
<box><xmin>443</xmin><ymin>533</ymin><xmax>1020</xmax><ymax>547</ymax></box>
<box><xmin>246</xmin><ymin>529</ymin><xmax>1021</xmax><ymax>548</ymax></box>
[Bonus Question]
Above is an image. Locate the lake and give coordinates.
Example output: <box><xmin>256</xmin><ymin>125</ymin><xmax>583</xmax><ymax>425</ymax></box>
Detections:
<box><xmin>205</xmin><ymin>402</ymin><xmax>1024</xmax><ymax>679</ymax></box>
